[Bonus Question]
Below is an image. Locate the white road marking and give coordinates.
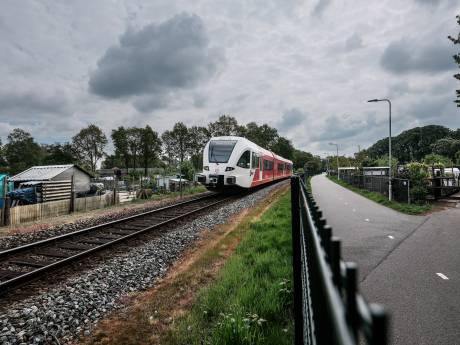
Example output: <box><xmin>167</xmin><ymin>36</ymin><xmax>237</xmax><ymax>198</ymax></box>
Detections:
<box><xmin>388</xmin><ymin>235</ymin><xmax>394</xmax><ymax>239</ymax></box>
<box><xmin>365</xmin><ymin>218</ymin><xmax>370</xmax><ymax>222</ymax></box>
<box><xmin>436</xmin><ymin>273</ymin><xmax>449</xmax><ymax>280</ymax></box>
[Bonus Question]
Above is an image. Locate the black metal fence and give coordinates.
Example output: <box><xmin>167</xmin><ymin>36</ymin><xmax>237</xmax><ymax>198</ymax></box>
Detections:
<box><xmin>339</xmin><ymin>174</ymin><xmax>410</xmax><ymax>203</ymax></box>
<box><xmin>291</xmin><ymin>175</ymin><xmax>388</xmax><ymax>345</ymax></box>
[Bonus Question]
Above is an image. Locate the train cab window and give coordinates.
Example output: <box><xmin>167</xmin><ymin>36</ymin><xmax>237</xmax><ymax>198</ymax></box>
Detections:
<box><xmin>251</xmin><ymin>152</ymin><xmax>260</xmax><ymax>169</ymax></box>
<box><xmin>237</xmin><ymin>150</ymin><xmax>251</xmax><ymax>168</ymax></box>
<box><xmin>208</xmin><ymin>140</ymin><xmax>237</xmax><ymax>163</ymax></box>
<box><xmin>278</xmin><ymin>163</ymin><xmax>285</xmax><ymax>171</ymax></box>
<box><xmin>263</xmin><ymin>160</ymin><xmax>274</xmax><ymax>171</ymax></box>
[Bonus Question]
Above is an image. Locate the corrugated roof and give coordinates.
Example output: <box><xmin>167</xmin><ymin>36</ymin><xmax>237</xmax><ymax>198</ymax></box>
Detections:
<box><xmin>10</xmin><ymin>165</ymin><xmax>75</xmax><ymax>182</ymax></box>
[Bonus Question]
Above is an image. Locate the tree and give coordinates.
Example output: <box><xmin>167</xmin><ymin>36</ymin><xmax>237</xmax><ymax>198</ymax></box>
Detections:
<box><xmin>448</xmin><ymin>15</ymin><xmax>460</xmax><ymax>107</ymax></box>
<box><xmin>431</xmin><ymin>138</ymin><xmax>460</xmax><ymax>160</ymax></box>
<box><xmin>72</xmin><ymin>124</ymin><xmax>107</xmax><ymax>172</ymax></box>
<box><xmin>243</xmin><ymin>122</ymin><xmax>279</xmax><ymax>149</ymax></box>
<box><xmin>0</xmin><ymin>138</ymin><xmax>7</xmax><ymax>167</ymax></box>
<box><xmin>367</xmin><ymin>125</ymin><xmax>451</xmax><ymax>163</ymax></box>
<box><xmin>139</xmin><ymin>125</ymin><xmax>161</xmax><ymax>175</ymax></box>
<box><xmin>188</xmin><ymin>126</ymin><xmax>210</xmax><ymax>170</ymax></box>
<box><xmin>271</xmin><ymin>137</ymin><xmax>294</xmax><ymax>159</ymax></box>
<box><xmin>292</xmin><ymin>149</ymin><xmax>313</xmax><ymax>170</ymax></box>
<box><xmin>111</xmin><ymin>127</ymin><xmax>130</xmax><ymax>170</ymax></box>
<box><xmin>423</xmin><ymin>153</ymin><xmax>452</xmax><ymax>167</ymax></box>
<box><xmin>126</xmin><ymin>127</ymin><xmax>143</xmax><ymax>171</ymax></box>
<box><xmin>208</xmin><ymin>115</ymin><xmax>244</xmax><ymax>137</ymax></box>
<box><xmin>5</xmin><ymin>128</ymin><xmax>43</xmax><ymax>174</ymax></box>
<box><xmin>42</xmin><ymin>143</ymin><xmax>75</xmax><ymax>165</ymax></box>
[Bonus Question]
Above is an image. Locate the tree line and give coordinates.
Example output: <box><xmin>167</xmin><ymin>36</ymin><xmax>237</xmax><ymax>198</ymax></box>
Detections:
<box><xmin>0</xmin><ymin>115</ymin><xmax>322</xmax><ymax>176</ymax></box>
<box><xmin>325</xmin><ymin>125</ymin><xmax>460</xmax><ymax>171</ymax></box>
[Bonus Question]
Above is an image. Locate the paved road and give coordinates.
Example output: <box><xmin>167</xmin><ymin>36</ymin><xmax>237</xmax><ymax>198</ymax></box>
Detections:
<box><xmin>311</xmin><ymin>174</ymin><xmax>460</xmax><ymax>345</ymax></box>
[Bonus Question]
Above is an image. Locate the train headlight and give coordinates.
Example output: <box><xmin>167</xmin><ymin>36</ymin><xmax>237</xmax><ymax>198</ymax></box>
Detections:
<box><xmin>225</xmin><ymin>167</ymin><xmax>235</xmax><ymax>171</ymax></box>
<box><xmin>204</xmin><ymin>166</ymin><xmax>209</xmax><ymax>171</ymax></box>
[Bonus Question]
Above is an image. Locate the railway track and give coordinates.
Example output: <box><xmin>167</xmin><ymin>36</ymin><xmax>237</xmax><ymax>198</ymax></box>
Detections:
<box><xmin>0</xmin><ymin>193</ymin><xmax>232</xmax><ymax>294</ymax></box>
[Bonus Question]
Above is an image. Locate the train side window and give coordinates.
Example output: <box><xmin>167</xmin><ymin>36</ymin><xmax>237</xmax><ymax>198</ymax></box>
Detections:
<box><xmin>251</xmin><ymin>152</ymin><xmax>259</xmax><ymax>169</ymax></box>
<box><xmin>237</xmin><ymin>150</ymin><xmax>251</xmax><ymax>168</ymax></box>
<box><xmin>263</xmin><ymin>160</ymin><xmax>274</xmax><ymax>171</ymax></box>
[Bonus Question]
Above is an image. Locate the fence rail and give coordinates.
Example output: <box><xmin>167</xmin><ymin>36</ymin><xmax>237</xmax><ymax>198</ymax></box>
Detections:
<box><xmin>291</xmin><ymin>175</ymin><xmax>388</xmax><ymax>345</ymax></box>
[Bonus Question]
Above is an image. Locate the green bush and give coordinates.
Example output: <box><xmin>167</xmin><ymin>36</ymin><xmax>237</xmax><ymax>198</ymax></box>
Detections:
<box><xmin>405</xmin><ymin>162</ymin><xmax>429</xmax><ymax>204</ymax></box>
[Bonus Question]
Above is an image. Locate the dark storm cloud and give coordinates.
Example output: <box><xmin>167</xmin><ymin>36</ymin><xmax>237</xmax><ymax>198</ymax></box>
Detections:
<box><xmin>278</xmin><ymin>108</ymin><xmax>305</xmax><ymax>131</ymax></box>
<box><xmin>380</xmin><ymin>38</ymin><xmax>455</xmax><ymax>74</ymax></box>
<box><xmin>89</xmin><ymin>13</ymin><xmax>224</xmax><ymax>110</ymax></box>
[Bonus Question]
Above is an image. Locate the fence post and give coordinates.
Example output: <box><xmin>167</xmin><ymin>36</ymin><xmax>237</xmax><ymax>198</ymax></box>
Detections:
<box><xmin>70</xmin><ymin>175</ymin><xmax>75</xmax><ymax>214</ymax></box>
<box><xmin>291</xmin><ymin>176</ymin><xmax>304</xmax><ymax>345</ymax></box>
<box><xmin>346</xmin><ymin>262</ymin><xmax>359</xmax><ymax>340</ymax></box>
<box><xmin>369</xmin><ymin>304</ymin><xmax>388</xmax><ymax>345</ymax></box>
<box><xmin>1</xmin><ymin>177</ymin><xmax>6</xmax><ymax>226</ymax></box>
<box><xmin>331</xmin><ymin>237</ymin><xmax>342</xmax><ymax>290</ymax></box>
<box><xmin>4</xmin><ymin>196</ymin><xmax>10</xmax><ymax>226</ymax></box>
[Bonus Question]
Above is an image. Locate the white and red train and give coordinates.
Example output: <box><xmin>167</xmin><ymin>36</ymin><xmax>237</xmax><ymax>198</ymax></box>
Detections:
<box><xmin>197</xmin><ymin>136</ymin><xmax>293</xmax><ymax>190</ymax></box>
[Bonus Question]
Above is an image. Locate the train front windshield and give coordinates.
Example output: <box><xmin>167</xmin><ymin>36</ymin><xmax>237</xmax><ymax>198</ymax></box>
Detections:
<box><xmin>208</xmin><ymin>140</ymin><xmax>237</xmax><ymax>163</ymax></box>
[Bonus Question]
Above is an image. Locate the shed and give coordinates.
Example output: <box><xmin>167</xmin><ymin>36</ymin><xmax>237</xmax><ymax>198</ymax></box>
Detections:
<box><xmin>363</xmin><ymin>166</ymin><xmax>390</xmax><ymax>176</ymax></box>
<box><xmin>10</xmin><ymin>165</ymin><xmax>93</xmax><ymax>193</ymax></box>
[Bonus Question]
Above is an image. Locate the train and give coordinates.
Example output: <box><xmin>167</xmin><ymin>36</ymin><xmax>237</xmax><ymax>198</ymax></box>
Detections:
<box><xmin>197</xmin><ymin>136</ymin><xmax>293</xmax><ymax>191</ymax></box>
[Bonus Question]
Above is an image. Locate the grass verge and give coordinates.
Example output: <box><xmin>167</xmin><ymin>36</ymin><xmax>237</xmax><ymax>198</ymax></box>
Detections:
<box><xmin>83</xmin><ymin>185</ymin><xmax>293</xmax><ymax>345</ymax></box>
<box><xmin>327</xmin><ymin>175</ymin><xmax>431</xmax><ymax>215</ymax></box>
<box><xmin>163</xmin><ymin>191</ymin><xmax>293</xmax><ymax>345</ymax></box>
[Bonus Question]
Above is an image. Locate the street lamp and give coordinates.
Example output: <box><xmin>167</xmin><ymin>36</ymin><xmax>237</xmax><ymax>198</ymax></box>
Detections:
<box><xmin>329</xmin><ymin>142</ymin><xmax>339</xmax><ymax>179</ymax></box>
<box><xmin>368</xmin><ymin>98</ymin><xmax>392</xmax><ymax>201</ymax></box>
<box><xmin>324</xmin><ymin>153</ymin><xmax>330</xmax><ymax>175</ymax></box>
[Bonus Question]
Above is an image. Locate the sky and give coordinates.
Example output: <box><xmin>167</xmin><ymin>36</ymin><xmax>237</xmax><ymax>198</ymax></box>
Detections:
<box><xmin>0</xmin><ymin>0</ymin><xmax>459</xmax><ymax>156</ymax></box>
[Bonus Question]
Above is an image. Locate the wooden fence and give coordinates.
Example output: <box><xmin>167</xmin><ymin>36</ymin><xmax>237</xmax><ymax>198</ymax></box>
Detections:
<box><xmin>9</xmin><ymin>199</ymin><xmax>71</xmax><ymax>225</ymax></box>
<box><xmin>6</xmin><ymin>192</ymin><xmax>116</xmax><ymax>226</ymax></box>
<box><xmin>75</xmin><ymin>193</ymin><xmax>114</xmax><ymax>212</ymax></box>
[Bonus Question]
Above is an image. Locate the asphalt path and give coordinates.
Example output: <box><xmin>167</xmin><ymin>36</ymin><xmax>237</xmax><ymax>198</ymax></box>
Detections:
<box><xmin>311</xmin><ymin>174</ymin><xmax>460</xmax><ymax>345</ymax></box>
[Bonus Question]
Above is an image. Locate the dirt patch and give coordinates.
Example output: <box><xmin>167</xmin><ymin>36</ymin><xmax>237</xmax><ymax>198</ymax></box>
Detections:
<box><xmin>80</xmin><ymin>184</ymin><xmax>289</xmax><ymax>345</ymax></box>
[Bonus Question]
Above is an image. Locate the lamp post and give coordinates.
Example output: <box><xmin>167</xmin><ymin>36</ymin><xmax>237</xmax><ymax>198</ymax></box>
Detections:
<box><xmin>368</xmin><ymin>98</ymin><xmax>392</xmax><ymax>201</ymax></box>
<box><xmin>324</xmin><ymin>153</ymin><xmax>330</xmax><ymax>175</ymax></box>
<box><xmin>329</xmin><ymin>142</ymin><xmax>339</xmax><ymax>179</ymax></box>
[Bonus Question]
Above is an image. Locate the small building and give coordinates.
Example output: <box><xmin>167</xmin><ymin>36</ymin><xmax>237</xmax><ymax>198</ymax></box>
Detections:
<box><xmin>338</xmin><ymin>167</ymin><xmax>358</xmax><ymax>180</ymax></box>
<box><xmin>363</xmin><ymin>166</ymin><xmax>390</xmax><ymax>176</ymax></box>
<box><xmin>10</xmin><ymin>165</ymin><xmax>93</xmax><ymax>193</ymax></box>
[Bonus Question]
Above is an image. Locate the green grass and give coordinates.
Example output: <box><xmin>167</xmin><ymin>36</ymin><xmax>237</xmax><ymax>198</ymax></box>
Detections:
<box><xmin>327</xmin><ymin>176</ymin><xmax>431</xmax><ymax>215</ymax></box>
<box><xmin>163</xmin><ymin>192</ymin><xmax>294</xmax><ymax>345</ymax></box>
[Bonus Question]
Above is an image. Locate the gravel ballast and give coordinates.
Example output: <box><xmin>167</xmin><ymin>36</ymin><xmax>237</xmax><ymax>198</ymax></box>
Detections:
<box><xmin>0</xmin><ymin>182</ymin><xmax>287</xmax><ymax>345</ymax></box>
<box><xmin>0</xmin><ymin>192</ymin><xmax>211</xmax><ymax>251</ymax></box>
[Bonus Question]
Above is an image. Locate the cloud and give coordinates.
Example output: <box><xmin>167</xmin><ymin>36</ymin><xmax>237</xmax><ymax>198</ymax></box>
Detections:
<box><xmin>380</xmin><ymin>38</ymin><xmax>455</xmax><ymax>74</ymax></box>
<box><xmin>312</xmin><ymin>0</ymin><xmax>332</xmax><ymax>16</ymax></box>
<box><xmin>89</xmin><ymin>13</ymin><xmax>224</xmax><ymax>111</ymax></box>
<box><xmin>0</xmin><ymin>89</ymin><xmax>69</xmax><ymax>115</ymax></box>
<box><xmin>345</xmin><ymin>33</ymin><xmax>363</xmax><ymax>52</ymax></box>
<box><xmin>311</xmin><ymin>114</ymin><xmax>377</xmax><ymax>142</ymax></box>
<box><xmin>277</xmin><ymin>108</ymin><xmax>306</xmax><ymax>131</ymax></box>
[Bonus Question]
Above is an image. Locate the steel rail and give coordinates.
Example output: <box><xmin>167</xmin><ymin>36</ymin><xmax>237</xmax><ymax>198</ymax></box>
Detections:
<box><xmin>0</xmin><ymin>192</ymin><xmax>216</xmax><ymax>259</ymax></box>
<box><xmin>0</xmin><ymin>194</ymin><xmax>232</xmax><ymax>294</ymax></box>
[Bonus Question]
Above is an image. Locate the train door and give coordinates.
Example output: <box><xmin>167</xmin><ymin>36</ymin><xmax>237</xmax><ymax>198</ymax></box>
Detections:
<box><xmin>251</xmin><ymin>151</ymin><xmax>261</xmax><ymax>184</ymax></box>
